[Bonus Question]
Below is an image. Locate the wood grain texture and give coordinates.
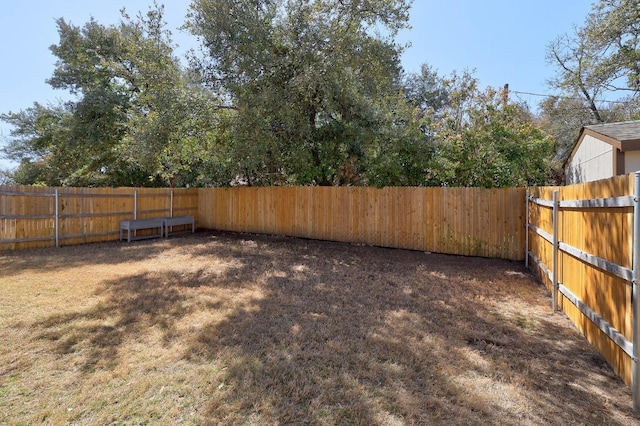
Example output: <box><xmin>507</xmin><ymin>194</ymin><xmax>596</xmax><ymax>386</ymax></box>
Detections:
<box><xmin>528</xmin><ymin>173</ymin><xmax>634</xmax><ymax>386</ymax></box>
<box><xmin>0</xmin><ymin>186</ymin><xmax>198</xmax><ymax>250</ymax></box>
<box><xmin>198</xmin><ymin>186</ymin><xmax>526</xmax><ymax>260</ymax></box>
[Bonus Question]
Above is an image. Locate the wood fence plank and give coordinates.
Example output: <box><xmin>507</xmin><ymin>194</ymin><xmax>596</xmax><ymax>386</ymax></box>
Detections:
<box><xmin>528</xmin><ymin>173</ymin><xmax>635</xmax><ymax>387</ymax></box>
<box><xmin>2</xmin><ymin>185</ymin><xmax>524</xmax><ymax>259</ymax></box>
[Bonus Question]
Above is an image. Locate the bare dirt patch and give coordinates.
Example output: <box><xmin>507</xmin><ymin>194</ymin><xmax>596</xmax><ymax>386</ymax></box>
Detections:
<box><xmin>0</xmin><ymin>231</ymin><xmax>636</xmax><ymax>425</ymax></box>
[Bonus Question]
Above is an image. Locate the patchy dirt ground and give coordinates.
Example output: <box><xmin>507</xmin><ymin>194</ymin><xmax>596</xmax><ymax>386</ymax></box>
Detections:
<box><xmin>0</xmin><ymin>230</ymin><xmax>637</xmax><ymax>425</ymax></box>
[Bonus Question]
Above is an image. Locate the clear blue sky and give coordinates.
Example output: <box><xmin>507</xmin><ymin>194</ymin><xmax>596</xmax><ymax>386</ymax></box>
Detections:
<box><xmin>0</xmin><ymin>0</ymin><xmax>593</xmax><ymax>170</ymax></box>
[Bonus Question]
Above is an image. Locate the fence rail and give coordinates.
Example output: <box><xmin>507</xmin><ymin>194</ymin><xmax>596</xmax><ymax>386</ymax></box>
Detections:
<box><xmin>198</xmin><ymin>186</ymin><xmax>526</xmax><ymax>260</ymax></box>
<box><xmin>5</xmin><ymin>179</ymin><xmax>640</xmax><ymax>407</ymax></box>
<box><xmin>526</xmin><ymin>173</ymin><xmax>639</xmax><ymax>409</ymax></box>
<box><xmin>2</xmin><ymin>185</ymin><xmax>525</xmax><ymax>259</ymax></box>
<box><xmin>0</xmin><ymin>185</ymin><xmax>198</xmax><ymax>250</ymax></box>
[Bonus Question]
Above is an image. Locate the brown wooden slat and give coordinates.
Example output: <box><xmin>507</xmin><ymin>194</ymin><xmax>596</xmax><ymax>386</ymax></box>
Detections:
<box><xmin>195</xmin><ymin>186</ymin><xmax>526</xmax><ymax>260</ymax></box>
<box><xmin>527</xmin><ymin>173</ymin><xmax>635</xmax><ymax>387</ymax></box>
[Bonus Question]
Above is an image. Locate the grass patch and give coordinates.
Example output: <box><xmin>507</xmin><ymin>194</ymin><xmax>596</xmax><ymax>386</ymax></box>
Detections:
<box><xmin>0</xmin><ymin>231</ymin><xmax>636</xmax><ymax>424</ymax></box>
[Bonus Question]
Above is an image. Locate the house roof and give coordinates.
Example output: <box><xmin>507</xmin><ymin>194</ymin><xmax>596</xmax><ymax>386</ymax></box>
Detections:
<box><xmin>583</xmin><ymin>120</ymin><xmax>640</xmax><ymax>145</ymax></box>
<box><xmin>565</xmin><ymin>120</ymin><xmax>640</xmax><ymax>170</ymax></box>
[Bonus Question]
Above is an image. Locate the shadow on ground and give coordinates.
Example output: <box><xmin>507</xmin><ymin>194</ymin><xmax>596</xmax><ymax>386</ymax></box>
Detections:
<box><xmin>0</xmin><ymin>234</ymin><xmax>208</xmax><ymax>274</ymax></box>
<box><xmin>30</xmin><ymin>231</ymin><xmax>636</xmax><ymax>424</ymax></box>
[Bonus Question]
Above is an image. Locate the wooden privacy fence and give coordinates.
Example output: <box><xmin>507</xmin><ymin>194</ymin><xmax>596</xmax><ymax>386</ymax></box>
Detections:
<box><xmin>527</xmin><ymin>172</ymin><xmax>640</xmax><ymax>409</ymax></box>
<box><xmin>6</xmin><ymin>179</ymin><xmax>640</xmax><ymax>406</ymax></box>
<box><xmin>0</xmin><ymin>185</ymin><xmax>198</xmax><ymax>250</ymax></box>
<box><xmin>198</xmin><ymin>186</ymin><xmax>526</xmax><ymax>260</ymax></box>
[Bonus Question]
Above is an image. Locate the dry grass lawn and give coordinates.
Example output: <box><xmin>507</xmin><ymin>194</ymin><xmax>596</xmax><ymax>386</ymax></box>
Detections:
<box><xmin>0</xmin><ymin>231</ymin><xmax>637</xmax><ymax>425</ymax></box>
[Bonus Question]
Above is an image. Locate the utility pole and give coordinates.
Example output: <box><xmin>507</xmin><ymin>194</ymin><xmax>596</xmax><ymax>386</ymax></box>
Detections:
<box><xmin>503</xmin><ymin>83</ymin><xmax>509</xmax><ymax>108</ymax></box>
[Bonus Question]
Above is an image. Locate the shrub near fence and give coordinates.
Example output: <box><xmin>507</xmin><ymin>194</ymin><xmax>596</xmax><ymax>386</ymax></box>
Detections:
<box><xmin>198</xmin><ymin>186</ymin><xmax>526</xmax><ymax>260</ymax></box>
<box><xmin>0</xmin><ymin>185</ymin><xmax>198</xmax><ymax>250</ymax></box>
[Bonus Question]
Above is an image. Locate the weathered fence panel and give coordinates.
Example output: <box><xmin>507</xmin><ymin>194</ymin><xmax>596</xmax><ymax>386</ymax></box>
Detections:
<box><xmin>7</xmin><ymin>179</ymin><xmax>640</xmax><ymax>405</ymax></box>
<box><xmin>0</xmin><ymin>185</ymin><xmax>199</xmax><ymax>250</ymax></box>
<box><xmin>527</xmin><ymin>173</ymin><xmax>636</xmax><ymax>388</ymax></box>
<box><xmin>198</xmin><ymin>186</ymin><xmax>526</xmax><ymax>260</ymax></box>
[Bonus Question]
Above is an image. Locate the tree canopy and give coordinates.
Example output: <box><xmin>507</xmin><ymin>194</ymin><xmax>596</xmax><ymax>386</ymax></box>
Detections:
<box><xmin>2</xmin><ymin>1</ymin><xmax>555</xmax><ymax>188</ymax></box>
<box><xmin>2</xmin><ymin>5</ymin><xmax>222</xmax><ymax>187</ymax></box>
<box><xmin>546</xmin><ymin>0</ymin><xmax>640</xmax><ymax>124</ymax></box>
<box><xmin>405</xmin><ymin>70</ymin><xmax>553</xmax><ymax>187</ymax></box>
<box><xmin>185</xmin><ymin>0</ymin><xmax>416</xmax><ymax>186</ymax></box>
<box><xmin>540</xmin><ymin>0</ymin><xmax>640</xmax><ymax>179</ymax></box>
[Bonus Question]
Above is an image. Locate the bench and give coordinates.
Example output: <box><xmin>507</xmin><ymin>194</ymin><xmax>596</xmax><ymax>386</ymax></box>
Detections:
<box><xmin>119</xmin><ymin>218</ymin><xmax>164</xmax><ymax>242</ymax></box>
<box><xmin>163</xmin><ymin>215</ymin><xmax>195</xmax><ymax>237</ymax></box>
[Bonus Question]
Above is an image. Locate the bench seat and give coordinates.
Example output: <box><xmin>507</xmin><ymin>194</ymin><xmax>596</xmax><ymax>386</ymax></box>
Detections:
<box><xmin>163</xmin><ymin>215</ymin><xmax>195</xmax><ymax>237</ymax></box>
<box><xmin>119</xmin><ymin>218</ymin><xmax>164</xmax><ymax>242</ymax></box>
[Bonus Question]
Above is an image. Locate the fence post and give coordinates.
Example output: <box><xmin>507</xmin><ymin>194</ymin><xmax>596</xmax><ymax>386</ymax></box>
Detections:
<box><xmin>552</xmin><ymin>190</ymin><xmax>559</xmax><ymax>312</ymax></box>
<box><xmin>55</xmin><ymin>188</ymin><xmax>60</xmax><ymax>248</ymax></box>
<box><xmin>633</xmin><ymin>172</ymin><xmax>640</xmax><ymax>412</ymax></box>
<box><xmin>525</xmin><ymin>189</ymin><xmax>529</xmax><ymax>269</ymax></box>
<box><xmin>170</xmin><ymin>189</ymin><xmax>174</xmax><ymax>218</ymax></box>
<box><xmin>133</xmin><ymin>189</ymin><xmax>138</xmax><ymax>239</ymax></box>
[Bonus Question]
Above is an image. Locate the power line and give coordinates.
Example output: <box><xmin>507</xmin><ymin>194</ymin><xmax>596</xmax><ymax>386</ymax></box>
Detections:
<box><xmin>510</xmin><ymin>89</ymin><xmax>632</xmax><ymax>105</ymax></box>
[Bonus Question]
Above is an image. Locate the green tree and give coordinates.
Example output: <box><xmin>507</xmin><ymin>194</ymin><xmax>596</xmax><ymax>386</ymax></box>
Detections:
<box><xmin>2</xmin><ymin>4</ymin><xmax>224</xmax><ymax>187</ymax></box>
<box><xmin>546</xmin><ymin>32</ymin><xmax>608</xmax><ymax>123</ymax></box>
<box><xmin>546</xmin><ymin>0</ymin><xmax>640</xmax><ymax>123</ymax></box>
<box><xmin>1</xmin><ymin>102</ymin><xmax>75</xmax><ymax>186</ymax></box>
<box><xmin>585</xmin><ymin>0</ymin><xmax>640</xmax><ymax>95</ymax></box>
<box><xmin>0</xmin><ymin>168</ymin><xmax>13</xmax><ymax>185</ymax></box>
<box><xmin>413</xmin><ymin>74</ymin><xmax>554</xmax><ymax>187</ymax></box>
<box><xmin>186</xmin><ymin>0</ymin><xmax>415</xmax><ymax>186</ymax></box>
<box><xmin>404</xmin><ymin>64</ymin><xmax>451</xmax><ymax>117</ymax></box>
<box><xmin>537</xmin><ymin>95</ymin><xmax>597</xmax><ymax>163</ymax></box>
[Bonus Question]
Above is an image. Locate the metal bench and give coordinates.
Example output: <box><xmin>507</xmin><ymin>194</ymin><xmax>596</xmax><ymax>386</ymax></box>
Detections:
<box><xmin>119</xmin><ymin>218</ymin><xmax>164</xmax><ymax>242</ymax></box>
<box><xmin>163</xmin><ymin>215</ymin><xmax>195</xmax><ymax>237</ymax></box>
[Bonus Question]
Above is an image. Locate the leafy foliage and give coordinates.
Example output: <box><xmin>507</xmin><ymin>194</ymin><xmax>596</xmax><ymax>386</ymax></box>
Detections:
<box><xmin>541</xmin><ymin>0</ymin><xmax>640</xmax><ymax>182</ymax></box>
<box><xmin>2</xmin><ymin>4</ymin><xmax>223</xmax><ymax>187</ymax></box>
<box><xmin>585</xmin><ymin>0</ymin><xmax>640</xmax><ymax>95</ymax></box>
<box><xmin>404</xmin><ymin>70</ymin><xmax>553</xmax><ymax>187</ymax></box>
<box><xmin>546</xmin><ymin>0</ymin><xmax>640</xmax><ymax>123</ymax></box>
<box><xmin>1</xmin><ymin>1</ymin><xmax>555</xmax><ymax>188</ymax></box>
<box><xmin>186</xmin><ymin>0</ymin><xmax>416</xmax><ymax>186</ymax></box>
<box><xmin>0</xmin><ymin>168</ymin><xmax>13</xmax><ymax>185</ymax></box>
